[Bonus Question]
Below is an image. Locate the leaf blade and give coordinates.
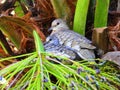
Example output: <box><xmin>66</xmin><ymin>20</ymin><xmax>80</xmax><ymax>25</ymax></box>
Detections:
<box><xmin>73</xmin><ymin>0</ymin><xmax>90</xmax><ymax>35</ymax></box>
<box><xmin>94</xmin><ymin>0</ymin><xmax>110</xmax><ymax>28</ymax></box>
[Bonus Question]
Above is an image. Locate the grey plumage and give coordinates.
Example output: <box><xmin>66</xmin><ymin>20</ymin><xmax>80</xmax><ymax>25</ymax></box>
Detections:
<box><xmin>44</xmin><ymin>35</ymin><xmax>79</xmax><ymax>60</ymax></box>
<box><xmin>46</xmin><ymin>19</ymin><xmax>96</xmax><ymax>60</ymax></box>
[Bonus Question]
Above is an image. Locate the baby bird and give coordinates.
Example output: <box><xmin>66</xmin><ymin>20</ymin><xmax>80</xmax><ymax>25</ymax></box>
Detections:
<box><xmin>44</xmin><ymin>34</ymin><xmax>81</xmax><ymax>60</ymax></box>
<box><xmin>46</xmin><ymin>19</ymin><xmax>96</xmax><ymax>59</ymax></box>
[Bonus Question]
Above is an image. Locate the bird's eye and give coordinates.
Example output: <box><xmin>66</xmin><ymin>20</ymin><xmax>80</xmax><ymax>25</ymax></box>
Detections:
<box><xmin>49</xmin><ymin>38</ymin><xmax>52</xmax><ymax>41</ymax></box>
<box><xmin>57</xmin><ymin>22</ymin><xmax>59</xmax><ymax>25</ymax></box>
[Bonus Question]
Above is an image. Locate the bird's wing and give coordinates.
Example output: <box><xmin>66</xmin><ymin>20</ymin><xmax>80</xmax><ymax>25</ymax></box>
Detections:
<box><xmin>77</xmin><ymin>49</ymin><xmax>95</xmax><ymax>59</ymax></box>
<box><xmin>62</xmin><ymin>30</ymin><xmax>92</xmax><ymax>43</ymax></box>
<box><xmin>52</xmin><ymin>30</ymin><xmax>96</xmax><ymax>49</ymax></box>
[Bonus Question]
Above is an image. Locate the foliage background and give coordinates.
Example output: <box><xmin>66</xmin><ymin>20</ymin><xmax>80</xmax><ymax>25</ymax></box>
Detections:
<box><xmin>0</xmin><ymin>0</ymin><xmax>120</xmax><ymax>90</ymax></box>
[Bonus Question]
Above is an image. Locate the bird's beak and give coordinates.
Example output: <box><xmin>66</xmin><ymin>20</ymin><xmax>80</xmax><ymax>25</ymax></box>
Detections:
<box><xmin>48</xmin><ymin>27</ymin><xmax>53</xmax><ymax>32</ymax></box>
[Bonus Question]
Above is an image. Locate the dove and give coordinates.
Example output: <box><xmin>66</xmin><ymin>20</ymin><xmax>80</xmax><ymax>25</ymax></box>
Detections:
<box><xmin>44</xmin><ymin>35</ymin><xmax>80</xmax><ymax>60</ymax></box>
<box><xmin>46</xmin><ymin>19</ymin><xmax>96</xmax><ymax>59</ymax></box>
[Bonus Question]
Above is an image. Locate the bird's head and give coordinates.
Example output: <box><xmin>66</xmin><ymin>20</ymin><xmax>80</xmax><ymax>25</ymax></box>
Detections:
<box><xmin>48</xmin><ymin>19</ymin><xmax>69</xmax><ymax>33</ymax></box>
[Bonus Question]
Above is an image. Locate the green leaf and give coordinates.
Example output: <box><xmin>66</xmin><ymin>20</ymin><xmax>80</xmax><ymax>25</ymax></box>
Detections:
<box><xmin>0</xmin><ymin>20</ymin><xmax>22</xmax><ymax>48</ymax></box>
<box><xmin>0</xmin><ymin>16</ymin><xmax>33</xmax><ymax>49</ymax></box>
<box><xmin>14</xmin><ymin>1</ymin><xmax>24</xmax><ymax>17</ymax></box>
<box><xmin>50</xmin><ymin>0</ymin><xmax>71</xmax><ymax>22</ymax></box>
<box><xmin>73</xmin><ymin>0</ymin><xmax>90</xmax><ymax>35</ymax></box>
<box><xmin>94</xmin><ymin>0</ymin><xmax>110</xmax><ymax>28</ymax></box>
<box><xmin>33</xmin><ymin>30</ymin><xmax>45</xmax><ymax>90</ymax></box>
<box><xmin>33</xmin><ymin>30</ymin><xmax>44</xmax><ymax>53</ymax></box>
<box><xmin>0</xmin><ymin>16</ymin><xmax>33</xmax><ymax>35</ymax></box>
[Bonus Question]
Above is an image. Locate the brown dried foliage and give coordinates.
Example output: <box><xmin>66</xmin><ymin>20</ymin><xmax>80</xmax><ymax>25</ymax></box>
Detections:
<box><xmin>108</xmin><ymin>21</ymin><xmax>120</xmax><ymax>50</ymax></box>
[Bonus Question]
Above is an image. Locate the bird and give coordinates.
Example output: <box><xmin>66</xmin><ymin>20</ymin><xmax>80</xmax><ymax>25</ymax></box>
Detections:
<box><xmin>46</xmin><ymin>19</ymin><xmax>96</xmax><ymax>60</ymax></box>
<box><xmin>44</xmin><ymin>35</ymin><xmax>80</xmax><ymax>60</ymax></box>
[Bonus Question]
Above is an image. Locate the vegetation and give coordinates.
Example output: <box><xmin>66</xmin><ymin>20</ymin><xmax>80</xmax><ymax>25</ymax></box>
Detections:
<box><xmin>0</xmin><ymin>0</ymin><xmax>120</xmax><ymax>90</ymax></box>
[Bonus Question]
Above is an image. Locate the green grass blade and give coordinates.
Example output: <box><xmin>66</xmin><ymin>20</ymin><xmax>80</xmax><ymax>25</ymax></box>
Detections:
<box><xmin>0</xmin><ymin>52</ymin><xmax>35</xmax><ymax>62</ymax></box>
<box><xmin>33</xmin><ymin>30</ymin><xmax>45</xmax><ymax>90</ymax></box>
<box><xmin>0</xmin><ymin>41</ymin><xmax>8</xmax><ymax>54</ymax></box>
<box><xmin>73</xmin><ymin>0</ymin><xmax>90</xmax><ymax>35</ymax></box>
<box><xmin>33</xmin><ymin>30</ymin><xmax>44</xmax><ymax>53</ymax></box>
<box><xmin>0</xmin><ymin>54</ymin><xmax>37</xmax><ymax>75</ymax></box>
<box><xmin>94</xmin><ymin>0</ymin><xmax>110</xmax><ymax>28</ymax></box>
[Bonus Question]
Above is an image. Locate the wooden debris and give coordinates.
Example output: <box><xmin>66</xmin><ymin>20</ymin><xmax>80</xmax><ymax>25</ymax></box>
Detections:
<box><xmin>92</xmin><ymin>27</ymin><xmax>109</xmax><ymax>53</ymax></box>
